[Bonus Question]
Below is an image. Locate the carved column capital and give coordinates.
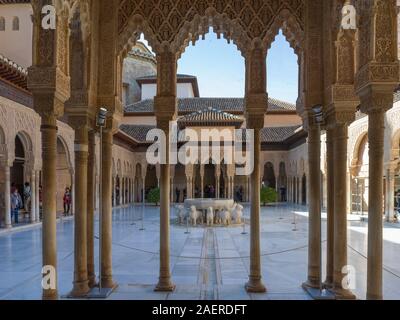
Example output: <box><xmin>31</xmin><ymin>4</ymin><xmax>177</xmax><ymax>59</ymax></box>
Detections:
<box><xmin>358</xmin><ymin>84</ymin><xmax>397</xmax><ymax>114</ymax></box>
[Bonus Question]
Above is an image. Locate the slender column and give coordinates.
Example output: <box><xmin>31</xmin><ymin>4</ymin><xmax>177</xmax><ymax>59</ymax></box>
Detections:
<box><xmin>385</xmin><ymin>168</ymin><xmax>395</xmax><ymax>222</ymax></box>
<box><xmin>70</xmin><ymin>171</ymin><xmax>75</xmax><ymax>215</ymax></box>
<box><xmin>71</xmin><ymin>126</ymin><xmax>90</xmax><ymax>296</ymax></box>
<box><xmin>121</xmin><ymin>178</ymin><xmax>124</xmax><ymax>205</ymax></box>
<box><xmin>325</xmin><ymin>128</ymin><xmax>335</xmax><ymax>287</ymax></box>
<box><xmin>112</xmin><ymin>177</ymin><xmax>116</xmax><ymax>207</ymax></box>
<box><xmin>154</xmin><ymin>49</ymin><xmax>176</xmax><ymax>291</ymax></box>
<box><xmin>244</xmin><ymin>44</ymin><xmax>267</xmax><ymax>292</ymax></box>
<box><xmin>366</xmin><ymin>110</ymin><xmax>385</xmax><ymax>300</ymax></box>
<box><xmin>101</xmin><ymin>129</ymin><xmax>115</xmax><ymax>288</ymax></box>
<box><xmin>41</xmin><ymin>115</ymin><xmax>58</xmax><ymax>299</ymax></box>
<box><xmin>332</xmin><ymin>123</ymin><xmax>355</xmax><ymax>298</ymax></box>
<box><xmin>30</xmin><ymin>171</ymin><xmax>36</xmax><ymax>223</ymax></box>
<box><xmin>87</xmin><ymin>131</ymin><xmax>96</xmax><ymax>288</ymax></box>
<box><xmin>155</xmin><ymin>137</ymin><xmax>175</xmax><ymax>291</ymax></box>
<box><xmin>35</xmin><ymin>171</ymin><xmax>40</xmax><ymax>222</ymax></box>
<box><xmin>303</xmin><ymin>125</ymin><xmax>321</xmax><ymax>289</ymax></box>
<box><xmin>346</xmin><ymin>172</ymin><xmax>351</xmax><ymax>215</ymax></box>
<box><xmin>4</xmin><ymin>165</ymin><xmax>11</xmax><ymax>228</ymax></box>
<box><xmin>245</xmin><ymin>125</ymin><xmax>266</xmax><ymax>292</ymax></box>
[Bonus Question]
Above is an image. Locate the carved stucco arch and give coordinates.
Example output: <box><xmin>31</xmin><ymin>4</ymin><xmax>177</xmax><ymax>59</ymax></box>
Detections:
<box><xmin>264</xmin><ymin>8</ymin><xmax>304</xmax><ymax>56</ymax></box>
<box><xmin>173</xmin><ymin>7</ymin><xmax>251</xmax><ymax>58</ymax></box>
<box><xmin>391</xmin><ymin>129</ymin><xmax>400</xmax><ymax>162</ymax></box>
<box><xmin>56</xmin><ymin>135</ymin><xmax>73</xmax><ymax>172</ymax></box>
<box><xmin>350</xmin><ymin>131</ymin><xmax>368</xmax><ymax>176</ymax></box>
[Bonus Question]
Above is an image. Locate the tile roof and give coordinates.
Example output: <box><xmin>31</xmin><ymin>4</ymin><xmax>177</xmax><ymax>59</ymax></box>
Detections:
<box><xmin>178</xmin><ymin>107</ymin><xmax>243</xmax><ymax>128</ymax></box>
<box><xmin>119</xmin><ymin>124</ymin><xmax>156</xmax><ymax>143</ymax></box>
<box><xmin>125</xmin><ymin>97</ymin><xmax>296</xmax><ymax>114</ymax></box>
<box><xmin>119</xmin><ymin>123</ymin><xmax>303</xmax><ymax>144</ymax></box>
<box><xmin>0</xmin><ymin>54</ymin><xmax>28</xmax><ymax>90</ymax></box>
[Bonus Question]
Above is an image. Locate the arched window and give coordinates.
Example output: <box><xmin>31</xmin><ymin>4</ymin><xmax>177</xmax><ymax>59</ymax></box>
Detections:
<box><xmin>12</xmin><ymin>16</ymin><xmax>19</xmax><ymax>31</ymax></box>
<box><xmin>0</xmin><ymin>17</ymin><xmax>5</xmax><ymax>31</ymax></box>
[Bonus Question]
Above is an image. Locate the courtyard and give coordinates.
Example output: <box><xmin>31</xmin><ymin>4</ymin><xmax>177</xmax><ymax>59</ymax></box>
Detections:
<box><xmin>0</xmin><ymin>204</ymin><xmax>399</xmax><ymax>300</ymax></box>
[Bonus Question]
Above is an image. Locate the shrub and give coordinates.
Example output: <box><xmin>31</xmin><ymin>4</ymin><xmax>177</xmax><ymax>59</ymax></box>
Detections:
<box><xmin>260</xmin><ymin>186</ymin><xmax>277</xmax><ymax>206</ymax></box>
<box><xmin>147</xmin><ymin>187</ymin><xmax>160</xmax><ymax>206</ymax></box>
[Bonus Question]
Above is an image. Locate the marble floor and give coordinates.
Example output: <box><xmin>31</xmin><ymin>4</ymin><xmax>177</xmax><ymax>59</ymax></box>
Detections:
<box><xmin>0</xmin><ymin>203</ymin><xmax>399</xmax><ymax>300</ymax></box>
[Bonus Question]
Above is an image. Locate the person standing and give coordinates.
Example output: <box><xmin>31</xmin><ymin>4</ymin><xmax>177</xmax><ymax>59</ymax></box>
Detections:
<box><xmin>63</xmin><ymin>187</ymin><xmax>72</xmax><ymax>216</ymax></box>
<box><xmin>23</xmin><ymin>182</ymin><xmax>32</xmax><ymax>213</ymax></box>
<box><xmin>10</xmin><ymin>188</ymin><xmax>22</xmax><ymax>225</ymax></box>
<box><xmin>175</xmin><ymin>187</ymin><xmax>180</xmax><ymax>203</ymax></box>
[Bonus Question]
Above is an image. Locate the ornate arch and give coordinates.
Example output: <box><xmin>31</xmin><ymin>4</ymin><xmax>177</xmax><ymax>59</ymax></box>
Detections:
<box><xmin>56</xmin><ymin>135</ymin><xmax>73</xmax><ymax>171</ymax></box>
<box><xmin>173</xmin><ymin>7</ymin><xmax>250</xmax><ymax>58</ymax></box>
<box><xmin>391</xmin><ymin>129</ymin><xmax>400</xmax><ymax>161</ymax></box>
<box><xmin>350</xmin><ymin>132</ymin><xmax>368</xmax><ymax>175</ymax></box>
<box><xmin>263</xmin><ymin>8</ymin><xmax>304</xmax><ymax>55</ymax></box>
<box><xmin>117</xmin><ymin>0</ymin><xmax>305</xmax><ymax>57</ymax></box>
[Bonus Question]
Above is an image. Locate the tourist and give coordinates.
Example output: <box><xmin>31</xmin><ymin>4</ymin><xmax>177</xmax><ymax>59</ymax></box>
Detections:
<box><xmin>10</xmin><ymin>188</ymin><xmax>22</xmax><ymax>224</ymax></box>
<box><xmin>63</xmin><ymin>187</ymin><xmax>72</xmax><ymax>216</ymax></box>
<box><xmin>11</xmin><ymin>182</ymin><xmax>16</xmax><ymax>194</ymax></box>
<box><xmin>23</xmin><ymin>182</ymin><xmax>31</xmax><ymax>213</ymax></box>
<box><xmin>280</xmin><ymin>185</ymin><xmax>287</xmax><ymax>202</ymax></box>
<box><xmin>175</xmin><ymin>187</ymin><xmax>180</xmax><ymax>203</ymax></box>
<box><xmin>210</xmin><ymin>185</ymin><xmax>215</xmax><ymax>198</ymax></box>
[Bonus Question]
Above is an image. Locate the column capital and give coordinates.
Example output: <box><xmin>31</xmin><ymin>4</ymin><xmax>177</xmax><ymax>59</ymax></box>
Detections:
<box><xmin>357</xmin><ymin>84</ymin><xmax>397</xmax><ymax>114</ymax></box>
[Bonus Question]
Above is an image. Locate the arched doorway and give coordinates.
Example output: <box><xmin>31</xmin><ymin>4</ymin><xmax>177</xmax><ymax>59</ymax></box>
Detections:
<box><xmin>351</xmin><ymin>134</ymin><xmax>369</xmax><ymax>214</ymax></box>
<box><xmin>145</xmin><ymin>165</ymin><xmax>157</xmax><ymax>201</ymax></box>
<box><xmin>301</xmin><ymin>174</ymin><xmax>307</xmax><ymax>205</ymax></box>
<box><xmin>134</xmin><ymin>163</ymin><xmax>142</xmax><ymax>203</ymax></box>
<box><xmin>56</xmin><ymin>137</ymin><xmax>72</xmax><ymax>214</ymax></box>
<box><xmin>173</xmin><ymin>163</ymin><xmax>186</xmax><ymax>203</ymax></box>
<box><xmin>278</xmin><ymin>162</ymin><xmax>287</xmax><ymax>202</ymax></box>
<box><xmin>204</xmin><ymin>163</ymin><xmax>216</xmax><ymax>198</ymax></box>
<box><xmin>11</xmin><ymin>134</ymin><xmax>26</xmax><ymax>196</ymax></box>
<box><xmin>263</xmin><ymin>162</ymin><xmax>276</xmax><ymax>189</ymax></box>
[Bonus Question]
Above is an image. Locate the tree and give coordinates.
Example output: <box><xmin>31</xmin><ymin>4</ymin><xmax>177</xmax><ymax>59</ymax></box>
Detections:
<box><xmin>260</xmin><ymin>186</ymin><xmax>277</xmax><ymax>206</ymax></box>
<box><xmin>147</xmin><ymin>187</ymin><xmax>160</xmax><ymax>206</ymax></box>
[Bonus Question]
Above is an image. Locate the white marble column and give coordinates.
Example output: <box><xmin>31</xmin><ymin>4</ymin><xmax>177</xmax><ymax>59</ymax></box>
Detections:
<box><xmin>303</xmin><ymin>125</ymin><xmax>321</xmax><ymax>289</ymax></box>
<box><xmin>35</xmin><ymin>171</ymin><xmax>40</xmax><ymax>222</ymax></box>
<box><xmin>385</xmin><ymin>168</ymin><xmax>396</xmax><ymax>222</ymax></box>
<box><xmin>4</xmin><ymin>165</ymin><xmax>11</xmax><ymax>228</ymax></box>
<box><xmin>30</xmin><ymin>171</ymin><xmax>36</xmax><ymax>223</ymax></box>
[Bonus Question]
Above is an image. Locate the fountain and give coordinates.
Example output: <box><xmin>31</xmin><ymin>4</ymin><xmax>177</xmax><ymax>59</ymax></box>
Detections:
<box><xmin>176</xmin><ymin>199</ymin><xmax>244</xmax><ymax>227</ymax></box>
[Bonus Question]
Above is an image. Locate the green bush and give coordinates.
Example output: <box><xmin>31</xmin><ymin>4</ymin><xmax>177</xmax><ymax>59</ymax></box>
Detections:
<box><xmin>260</xmin><ymin>186</ymin><xmax>277</xmax><ymax>206</ymax></box>
<box><xmin>147</xmin><ymin>187</ymin><xmax>160</xmax><ymax>205</ymax></box>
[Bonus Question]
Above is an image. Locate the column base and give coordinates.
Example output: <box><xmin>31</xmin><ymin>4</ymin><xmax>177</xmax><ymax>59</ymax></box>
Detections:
<box><xmin>155</xmin><ymin>278</ymin><xmax>176</xmax><ymax>292</ymax></box>
<box><xmin>42</xmin><ymin>289</ymin><xmax>58</xmax><ymax>300</ymax></box>
<box><xmin>366</xmin><ymin>292</ymin><xmax>383</xmax><ymax>300</ymax></box>
<box><xmin>330</xmin><ymin>287</ymin><xmax>356</xmax><ymax>300</ymax></box>
<box><xmin>245</xmin><ymin>277</ymin><xmax>266</xmax><ymax>293</ymax></box>
<box><xmin>5</xmin><ymin>224</ymin><xmax>12</xmax><ymax>229</ymax></box>
<box><xmin>323</xmin><ymin>278</ymin><xmax>334</xmax><ymax>289</ymax></box>
<box><xmin>101</xmin><ymin>276</ymin><xmax>117</xmax><ymax>289</ymax></box>
<box><xmin>88</xmin><ymin>274</ymin><xmax>97</xmax><ymax>288</ymax></box>
<box><xmin>69</xmin><ymin>279</ymin><xmax>90</xmax><ymax>298</ymax></box>
<box><xmin>302</xmin><ymin>279</ymin><xmax>320</xmax><ymax>290</ymax></box>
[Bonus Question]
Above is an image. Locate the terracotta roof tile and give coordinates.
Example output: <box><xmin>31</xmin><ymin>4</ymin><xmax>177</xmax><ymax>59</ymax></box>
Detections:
<box><xmin>126</xmin><ymin>97</ymin><xmax>296</xmax><ymax>114</ymax></box>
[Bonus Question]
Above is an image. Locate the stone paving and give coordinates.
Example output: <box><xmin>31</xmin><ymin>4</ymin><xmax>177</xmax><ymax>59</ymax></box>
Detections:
<box><xmin>0</xmin><ymin>204</ymin><xmax>399</xmax><ymax>300</ymax></box>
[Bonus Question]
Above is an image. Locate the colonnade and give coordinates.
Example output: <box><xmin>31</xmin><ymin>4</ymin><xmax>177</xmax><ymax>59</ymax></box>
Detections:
<box><xmin>24</xmin><ymin>0</ymin><xmax>399</xmax><ymax>301</ymax></box>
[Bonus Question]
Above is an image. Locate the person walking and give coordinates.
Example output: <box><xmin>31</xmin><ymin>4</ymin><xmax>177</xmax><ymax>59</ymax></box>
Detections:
<box><xmin>63</xmin><ymin>187</ymin><xmax>72</xmax><ymax>216</ymax></box>
<box><xmin>23</xmin><ymin>182</ymin><xmax>32</xmax><ymax>213</ymax></box>
<box><xmin>10</xmin><ymin>188</ymin><xmax>22</xmax><ymax>225</ymax></box>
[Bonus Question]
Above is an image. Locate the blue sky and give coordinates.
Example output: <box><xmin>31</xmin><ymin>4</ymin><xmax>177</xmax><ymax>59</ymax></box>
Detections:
<box><xmin>141</xmin><ymin>30</ymin><xmax>298</xmax><ymax>103</ymax></box>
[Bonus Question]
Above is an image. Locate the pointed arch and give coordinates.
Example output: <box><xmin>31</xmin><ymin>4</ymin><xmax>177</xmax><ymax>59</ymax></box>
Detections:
<box><xmin>264</xmin><ymin>9</ymin><xmax>304</xmax><ymax>56</ymax></box>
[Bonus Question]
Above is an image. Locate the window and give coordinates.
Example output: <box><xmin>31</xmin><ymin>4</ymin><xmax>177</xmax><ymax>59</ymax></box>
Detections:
<box><xmin>12</xmin><ymin>17</ymin><xmax>19</xmax><ymax>31</ymax></box>
<box><xmin>0</xmin><ymin>17</ymin><xmax>5</xmax><ymax>31</ymax></box>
